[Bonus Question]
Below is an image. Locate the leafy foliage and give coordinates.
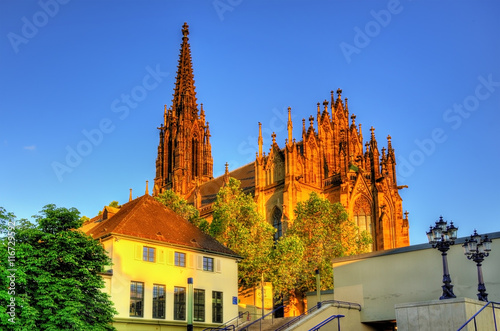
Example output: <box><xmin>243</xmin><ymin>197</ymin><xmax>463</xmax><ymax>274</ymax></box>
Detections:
<box><xmin>286</xmin><ymin>192</ymin><xmax>371</xmax><ymax>294</ymax></box>
<box><xmin>204</xmin><ymin>182</ymin><xmax>371</xmax><ymax>300</ymax></box>
<box><xmin>97</xmin><ymin>201</ymin><xmax>120</xmax><ymax>216</ymax></box>
<box><xmin>269</xmin><ymin>234</ymin><xmax>305</xmax><ymax>296</ymax></box>
<box><xmin>209</xmin><ymin>178</ymin><xmax>275</xmax><ymax>289</ymax></box>
<box><xmin>0</xmin><ymin>205</ymin><xmax>116</xmax><ymax>330</ymax></box>
<box><xmin>155</xmin><ymin>190</ymin><xmax>209</xmax><ymax>231</ymax></box>
<box><xmin>108</xmin><ymin>201</ymin><xmax>119</xmax><ymax>208</ymax></box>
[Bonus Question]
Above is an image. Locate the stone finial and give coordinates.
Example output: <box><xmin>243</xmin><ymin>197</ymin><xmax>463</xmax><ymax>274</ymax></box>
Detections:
<box><xmin>129</xmin><ymin>188</ymin><xmax>132</xmax><ymax>202</ymax></box>
<box><xmin>145</xmin><ymin>180</ymin><xmax>149</xmax><ymax>195</ymax></box>
<box><xmin>182</xmin><ymin>22</ymin><xmax>189</xmax><ymax>37</ymax></box>
<box><xmin>258</xmin><ymin>122</ymin><xmax>263</xmax><ymax>157</ymax></box>
<box><xmin>309</xmin><ymin>115</ymin><xmax>314</xmax><ymax>127</ymax></box>
<box><xmin>370</xmin><ymin>126</ymin><xmax>375</xmax><ymax>139</ymax></box>
<box><xmin>271</xmin><ymin>132</ymin><xmax>276</xmax><ymax>144</ymax></box>
<box><xmin>337</xmin><ymin>88</ymin><xmax>342</xmax><ymax>99</ymax></box>
<box><xmin>351</xmin><ymin>114</ymin><xmax>356</xmax><ymax>125</ymax></box>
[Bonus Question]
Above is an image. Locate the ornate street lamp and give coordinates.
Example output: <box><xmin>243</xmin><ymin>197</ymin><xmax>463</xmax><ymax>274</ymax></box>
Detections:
<box><xmin>426</xmin><ymin>216</ymin><xmax>458</xmax><ymax>300</ymax></box>
<box><xmin>462</xmin><ymin>230</ymin><xmax>492</xmax><ymax>302</ymax></box>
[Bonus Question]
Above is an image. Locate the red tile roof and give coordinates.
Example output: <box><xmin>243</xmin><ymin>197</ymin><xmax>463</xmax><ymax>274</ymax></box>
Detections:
<box><xmin>84</xmin><ymin>195</ymin><xmax>239</xmax><ymax>258</ymax></box>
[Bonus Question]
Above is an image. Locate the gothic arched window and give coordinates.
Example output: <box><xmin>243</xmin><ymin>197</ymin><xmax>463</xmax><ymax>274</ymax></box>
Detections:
<box><xmin>192</xmin><ymin>138</ymin><xmax>198</xmax><ymax>178</ymax></box>
<box><xmin>272</xmin><ymin>207</ymin><xmax>282</xmax><ymax>241</ymax></box>
<box><xmin>353</xmin><ymin>197</ymin><xmax>374</xmax><ymax>252</ymax></box>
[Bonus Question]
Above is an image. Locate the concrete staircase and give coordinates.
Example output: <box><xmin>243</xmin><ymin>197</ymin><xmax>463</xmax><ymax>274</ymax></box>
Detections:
<box><xmin>237</xmin><ymin>316</ymin><xmax>296</xmax><ymax>331</ymax></box>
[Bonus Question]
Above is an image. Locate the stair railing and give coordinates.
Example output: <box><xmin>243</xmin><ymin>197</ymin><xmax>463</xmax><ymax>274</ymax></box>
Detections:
<box><xmin>457</xmin><ymin>301</ymin><xmax>499</xmax><ymax>331</ymax></box>
<box><xmin>203</xmin><ymin>326</ymin><xmax>235</xmax><ymax>331</ymax></box>
<box><xmin>238</xmin><ymin>305</ymin><xmax>284</xmax><ymax>331</ymax></box>
<box><xmin>274</xmin><ymin>299</ymin><xmax>360</xmax><ymax>331</ymax></box>
<box><xmin>308</xmin><ymin>314</ymin><xmax>344</xmax><ymax>331</ymax></box>
<box><xmin>203</xmin><ymin>311</ymin><xmax>250</xmax><ymax>331</ymax></box>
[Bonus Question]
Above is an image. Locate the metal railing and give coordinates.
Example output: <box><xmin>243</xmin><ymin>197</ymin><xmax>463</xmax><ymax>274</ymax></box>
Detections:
<box><xmin>321</xmin><ymin>300</ymin><xmax>361</xmax><ymax>311</ymax></box>
<box><xmin>204</xmin><ymin>326</ymin><xmax>235</xmax><ymax>331</ymax></box>
<box><xmin>238</xmin><ymin>305</ymin><xmax>284</xmax><ymax>331</ymax></box>
<box><xmin>308</xmin><ymin>314</ymin><xmax>344</xmax><ymax>331</ymax></box>
<box><xmin>203</xmin><ymin>311</ymin><xmax>250</xmax><ymax>331</ymax></box>
<box><xmin>457</xmin><ymin>301</ymin><xmax>499</xmax><ymax>331</ymax></box>
<box><xmin>274</xmin><ymin>300</ymin><xmax>360</xmax><ymax>331</ymax></box>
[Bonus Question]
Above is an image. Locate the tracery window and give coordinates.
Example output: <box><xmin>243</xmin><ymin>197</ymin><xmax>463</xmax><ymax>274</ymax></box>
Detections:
<box><xmin>273</xmin><ymin>207</ymin><xmax>282</xmax><ymax>241</ymax></box>
<box><xmin>353</xmin><ymin>197</ymin><xmax>374</xmax><ymax>252</ymax></box>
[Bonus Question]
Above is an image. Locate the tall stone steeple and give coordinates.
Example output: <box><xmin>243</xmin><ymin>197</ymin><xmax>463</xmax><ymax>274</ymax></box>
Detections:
<box><xmin>154</xmin><ymin>23</ymin><xmax>213</xmax><ymax>197</ymax></box>
<box><xmin>172</xmin><ymin>22</ymin><xmax>198</xmax><ymax>118</ymax></box>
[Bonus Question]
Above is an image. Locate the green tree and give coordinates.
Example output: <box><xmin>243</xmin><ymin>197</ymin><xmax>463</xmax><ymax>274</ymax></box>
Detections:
<box><xmin>0</xmin><ymin>208</ymin><xmax>34</xmax><ymax>238</ymax></box>
<box><xmin>269</xmin><ymin>234</ymin><xmax>305</xmax><ymax>296</ymax></box>
<box><xmin>97</xmin><ymin>201</ymin><xmax>120</xmax><ymax>216</ymax></box>
<box><xmin>155</xmin><ymin>190</ymin><xmax>209</xmax><ymax>231</ymax></box>
<box><xmin>209</xmin><ymin>178</ymin><xmax>275</xmax><ymax>289</ymax></box>
<box><xmin>286</xmin><ymin>192</ymin><xmax>371</xmax><ymax>296</ymax></box>
<box><xmin>0</xmin><ymin>205</ymin><xmax>117</xmax><ymax>330</ymax></box>
<box><xmin>108</xmin><ymin>201</ymin><xmax>119</xmax><ymax>208</ymax></box>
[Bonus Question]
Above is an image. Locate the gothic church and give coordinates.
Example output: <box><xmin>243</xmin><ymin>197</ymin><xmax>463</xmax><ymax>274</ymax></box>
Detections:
<box><xmin>154</xmin><ymin>23</ymin><xmax>410</xmax><ymax>251</ymax></box>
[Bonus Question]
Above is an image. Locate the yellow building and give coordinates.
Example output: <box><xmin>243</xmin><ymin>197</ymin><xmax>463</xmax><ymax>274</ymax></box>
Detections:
<box><xmin>82</xmin><ymin>194</ymin><xmax>241</xmax><ymax>330</ymax></box>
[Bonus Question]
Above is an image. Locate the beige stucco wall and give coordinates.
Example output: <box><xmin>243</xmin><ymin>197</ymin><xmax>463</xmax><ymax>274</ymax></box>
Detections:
<box><xmin>102</xmin><ymin>235</ymin><xmax>239</xmax><ymax>329</ymax></box>
<box><xmin>332</xmin><ymin>232</ymin><xmax>500</xmax><ymax>324</ymax></box>
<box><xmin>395</xmin><ymin>297</ymin><xmax>500</xmax><ymax>331</ymax></box>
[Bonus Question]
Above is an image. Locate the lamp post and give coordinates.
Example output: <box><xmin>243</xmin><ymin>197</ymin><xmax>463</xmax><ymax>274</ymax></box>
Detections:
<box><xmin>462</xmin><ymin>230</ymin><xmax>492</xmax><ymax>302</ymax></box>
<box><xmin>426</xmin><ymin>216</ymin><xmax>458</xmax><ymax>300</ymax></box>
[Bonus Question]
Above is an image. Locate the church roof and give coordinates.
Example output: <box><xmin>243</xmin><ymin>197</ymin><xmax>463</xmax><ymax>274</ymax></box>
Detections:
<box><xmin>187</xmin><ymin>162</ymin><xmax>255</xmax><ymax>208</ymax></box>
<box><xmin>84</xmin><ymin>194</ymin><xmax>239</xmax><ymax>258</ymax></box>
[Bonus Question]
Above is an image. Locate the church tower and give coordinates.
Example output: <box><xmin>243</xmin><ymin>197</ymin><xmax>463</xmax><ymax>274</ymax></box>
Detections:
<box><xmin>154</xmin><ymin>23</ymin><xmax>410</xmax><ymax>252</ymax></box>
<box><xmin>154</xmin><ymin>23</ymin><xmax>213</xmax><ymax>196</ymax></box>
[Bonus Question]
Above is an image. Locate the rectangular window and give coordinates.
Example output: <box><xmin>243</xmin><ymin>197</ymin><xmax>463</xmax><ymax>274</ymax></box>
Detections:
<box><xmin>175</xmin><ymin>252</ymin><xmax>186</xmax><ymax>267</ymax></box>
<box><xmin>152</xmin><ymin>284</ymin><xmax>166</xmax><ymax>319</ymax></box>
<box><xmin>194</xmin><ymin>289</ymin><xmax>205</xmax><ymax>322</ymax></box>
<box><xmin>203</xmin><ymin>256</ymin><xmax>214</xmax><ymax>272</ymax></box>
<box><xmin>212</xmin><ymin>291</ymin><xmax>223</xmax><ymax>323</ymax></box>
<box><xmin>143</xmin><ymin>246</ymin><xmax>155</xmax><ymax>262</ymax></box>
<box><xmin>130</xmin><ymin>281</ymin><xmax>144</xmax><ymax>317</ymax></box>
<box><xmin>174</xmin><ymin>287</ymin><xmax>186</xmax><ymax>320</ymax></box>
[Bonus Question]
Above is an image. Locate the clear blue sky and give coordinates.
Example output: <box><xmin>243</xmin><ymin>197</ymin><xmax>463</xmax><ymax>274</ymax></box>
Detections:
<box><xmin>1</xmin><ymin>0</ymin><xmax>499</xmax><ymax>245</ymax></box>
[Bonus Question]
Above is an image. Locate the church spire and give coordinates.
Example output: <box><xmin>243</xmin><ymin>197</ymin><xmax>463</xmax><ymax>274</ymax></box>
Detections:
<box><xmin>258</xmin><ymin>122</ymin><xmax>263</xmax><ymax>157</ymax></box>
<box><xmin>287</xmin><ymin>107</ymin><xmax>293</xmax><ymax>145</ymax></box>
<box><xmin>172</xmin><ymin>22</ymin><xmax>198</xmax><ymax>117</ymax></box>
<box><xmin>154</xmin><ymin>23</ymin><xmax>213</xmax><ymax>197</ymax></box>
